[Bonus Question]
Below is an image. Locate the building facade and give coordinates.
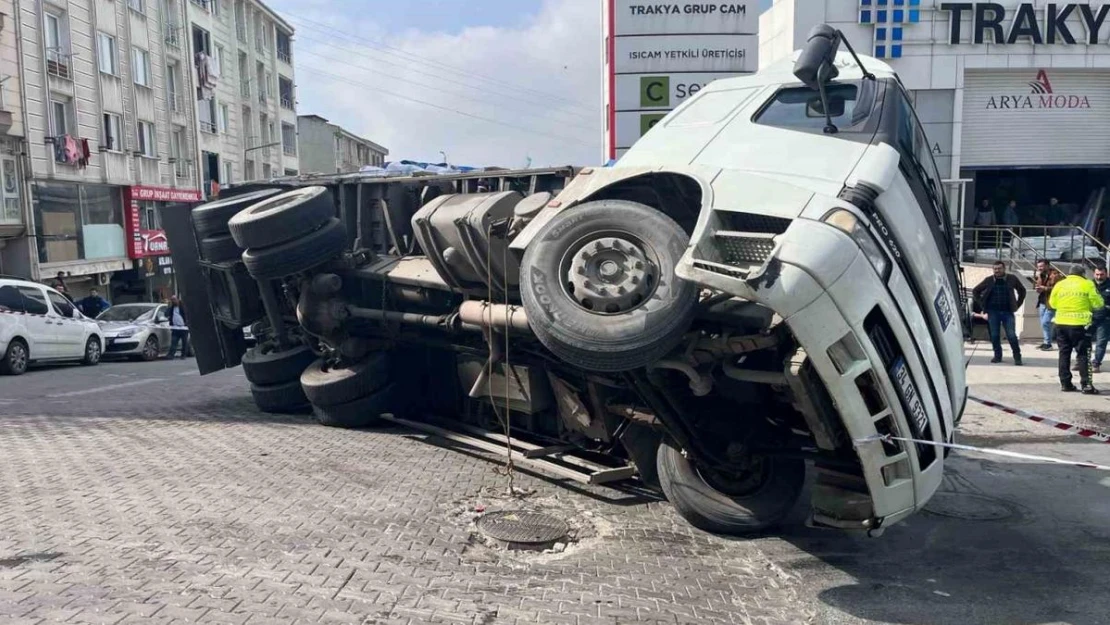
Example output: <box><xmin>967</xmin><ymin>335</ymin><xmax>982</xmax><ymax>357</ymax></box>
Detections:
<box><xmin>10</xmin><ymin>0</ymin><xmax>203</xmax><ymax>300</ymax></box>
<box><xmin>760</xmin><ymin>0</ymin><xmax>1110</xmax><ymax>231</ymax></box>
<box><xmin>186</xmin><ymin>0</ymin><xmax>298</xmax><ymax>191</ymax></box>
<box><xmin>297</xmin><ymin>114</ymin><xmax>386</xmax><ymax>175</ymax></box>
<box><xmin>1</xmin><ymin>0</ymin><xmax>30</xmax><ymax>277</ymax></box>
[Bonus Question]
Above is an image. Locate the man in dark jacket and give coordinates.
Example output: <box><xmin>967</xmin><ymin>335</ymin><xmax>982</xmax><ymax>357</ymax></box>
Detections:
<box><xmin>972</xmin><ymin>261</ymin><xmax>1026</xmax><ymax>365</ymax></box>
<box><xmin>165</xmin><ymin>295</ymin><xmax>189</xmax><ymax>359</ymax></box>
<box><xmin>76</xmin><ymin>288</ymin><xmax>110</xmax><ymax>318</ymax></box>
<box><xmin>1091</xmin><ymin>266</ymin><xmax>1110</xmax><ymax>373</ymax></box>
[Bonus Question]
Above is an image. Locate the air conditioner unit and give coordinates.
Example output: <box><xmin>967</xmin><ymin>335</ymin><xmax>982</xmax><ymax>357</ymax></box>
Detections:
<box><xmin>96</xmin><ymin>273</ymin><xmax>110</xmax><ymax>286</ymax></box>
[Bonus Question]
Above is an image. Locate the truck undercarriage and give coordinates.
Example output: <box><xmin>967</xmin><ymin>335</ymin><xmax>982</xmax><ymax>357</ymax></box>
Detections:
<box><xmin>164</xmin><ymin>29</ymin><xmax>967</xmax><ymax>537</ymax></box>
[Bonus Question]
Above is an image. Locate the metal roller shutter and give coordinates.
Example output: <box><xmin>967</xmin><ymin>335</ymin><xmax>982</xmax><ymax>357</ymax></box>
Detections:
<box><xmin>961</xmin><ymin>69</ymin><xmax>1110</xmax><ymax>168</ymax></box>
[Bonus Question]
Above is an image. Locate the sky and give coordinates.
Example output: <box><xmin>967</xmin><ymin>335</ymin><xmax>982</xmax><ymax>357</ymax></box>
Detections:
<box><xmin>266</xmin><ymin>0</ymin><xmax>606</xmax><ymax>169</ymax></box>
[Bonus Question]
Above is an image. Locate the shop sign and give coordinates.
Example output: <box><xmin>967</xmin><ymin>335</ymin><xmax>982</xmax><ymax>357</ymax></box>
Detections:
<box><xmin>138</xmin><ymin>255</ymin><xmax>173</xmax><ymax>278</ymax></box>
<box><xmin>131</xmin><ymin>186</ymin><xmax>202</xmax><ymax>203</ymax></box>
<box><xmin>984</xmin><ymin>69</ymin><xmax>1092</xmax><ymax>109</ymax></box>
<box><xmin>940</xmin><ymin>2</ymin><xmax>1110</xmax><ymax>45</ymax></box>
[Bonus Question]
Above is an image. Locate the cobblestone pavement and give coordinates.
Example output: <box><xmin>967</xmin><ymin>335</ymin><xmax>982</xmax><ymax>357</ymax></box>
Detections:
<box><xmin>1</xmin><ymin>354</ymin><xmax>1109</xmax><ymax>624</ymax></box>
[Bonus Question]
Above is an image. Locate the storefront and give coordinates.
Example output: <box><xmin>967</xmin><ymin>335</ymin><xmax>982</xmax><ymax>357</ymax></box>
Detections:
<box><xmin>116</xmin><ymin>185</ymin><xmax>201</xmax><ymax>303</ymax></box>
<box><xmin>758</xmin><ymin>0</ymin><xmax>1110</xmax><ymax>237</ymax></box>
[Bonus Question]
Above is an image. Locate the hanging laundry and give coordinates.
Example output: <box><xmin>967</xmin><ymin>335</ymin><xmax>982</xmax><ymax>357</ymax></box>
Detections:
<box><xmin>63</xmin><ymin>135</ymin><xmax>80</xmax><ymax>165</ymax></box>
<box><xmin>78</xmin><ymin>138</ymin><xmax>91</xmax><ymax>169</ymax></box>
<box><xmin>195</xmin><ymin>52</ymin><xmax>211</xmax><ymax>100</ymax></box>
<box><xmin>206</xmin><ymin>54</ymin><xmax>219</xmax><ymax>86</ymax></box>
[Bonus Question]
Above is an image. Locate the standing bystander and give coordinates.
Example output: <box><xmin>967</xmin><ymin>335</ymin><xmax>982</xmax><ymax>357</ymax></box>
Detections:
<box><xmin>1049</xmin><ymin>266</ymin><xmax>1103</xmax><ymax>394</ymax></box>
<box><xmin>972</xmin><ymin>261</ymin><xmax>1026</xmax><ymax>366</ymax></box>
<box><xmin>1090</xmin><ymin>266</ymin><xmax>1110</xmax><ymax>373</ymax></box>
<box><xmin>76</xmin><ymin>288</ymin><xmax>110</xmax><ymax>318</ymax></box>
<box><xmin>1033</xmin><ymin>258</ymin><xmax>1060</xmax><ymax>350</ymax></box>
<box><xmin>165</xmin><ymin>295</ymin><xmax>189</xmax><ymax>359</ymax></box>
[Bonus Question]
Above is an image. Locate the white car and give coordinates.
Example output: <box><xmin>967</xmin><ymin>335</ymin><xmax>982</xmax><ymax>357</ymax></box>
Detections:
<box><xmin>0</xmin><ymin>276</ymin><xmax>105</xmax><ymax>375</ymax></box>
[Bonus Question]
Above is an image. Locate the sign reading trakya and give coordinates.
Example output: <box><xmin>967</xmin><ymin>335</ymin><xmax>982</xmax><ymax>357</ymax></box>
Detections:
<box><xmin>939</xmin><ymin>2</ymin><xmax>1110</xmax><ymax>44</ymax></box>
<box><xmin>604</xmin><ymin>0</ymin><xmax>758</xmax><ymax>159</ymax></box>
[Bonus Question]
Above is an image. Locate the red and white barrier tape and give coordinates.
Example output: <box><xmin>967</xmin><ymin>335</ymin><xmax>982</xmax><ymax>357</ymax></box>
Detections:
<box><xmin>854</xmin><ymin>434</ymin><xmax>1110</xmax><ymax>472</ymax></box>
<box><xmin>968</xmin><ymin>394</ymin><xmax>1110</xmax><ymax>444</ymax></box>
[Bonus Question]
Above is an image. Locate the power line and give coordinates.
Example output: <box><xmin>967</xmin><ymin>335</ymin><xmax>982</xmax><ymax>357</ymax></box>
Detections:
<box><xmin>294</xmin><ymin>37</ymin><xmax>599</xmax><ymax>131</ymax></box>
<box><xmin>285</xmin><ymin>13</ymin><xmax>596</xmax><ymax>114</ymax></box>
<box><xmin>296</xmin><ymin>63</ymin><xmax>597</xmax><ymax>148</ymax></box>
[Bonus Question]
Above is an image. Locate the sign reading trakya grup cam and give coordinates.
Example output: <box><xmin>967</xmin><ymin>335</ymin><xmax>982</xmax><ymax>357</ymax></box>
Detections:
<box><xmin>614</xmin><ymin>1</ymin><xmax>756</xmax><ymax>35</ymax></box>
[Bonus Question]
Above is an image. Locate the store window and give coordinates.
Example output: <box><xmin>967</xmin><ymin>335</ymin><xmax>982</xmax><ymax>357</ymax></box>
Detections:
<box><xmin>1</xmin><ymin>157</ymin><xmax>20</xmax><ymax>224</ymax></box>
<box><xmin>33</xmin><ymin>182</ymin><xmax>125</xmax><ymax>263</ymax></box>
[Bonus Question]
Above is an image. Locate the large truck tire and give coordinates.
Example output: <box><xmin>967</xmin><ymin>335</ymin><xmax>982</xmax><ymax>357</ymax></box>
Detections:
<box><xmin>242</xmin><ymin>218</ymin><xmax>347</xmax><ymax>280</ymax></box>
<box><xmin>519</xmin><ymin>200</ymin><xmax>697</xmax><ymax>372</ymax></box>
<box><xmin>313</xmin><ymin>383</ymin><xmax>398</xmax><ymax>429</ymax></box>
<box><xmin>300</xmin><ymin>352</ymin><xmax>390</xmax><ymax>407</ymax></box>
<box><xmin>198</xmin><ymin>234</ymin><xmax>242</xmax><ymax>263</ymax></box>
<box><xmin>228</xmin><ymin>186</ymin><xmax>334</xmax><ymax>249</ymax></box>
<box><xmin>191</xmin><ymin>188</ymin><xmax>285</xmax><ymax>238</ymax></box>
<box><xmin>656</xmin><ymin>440</ymin><xmax>805</xmax><ymax>535</ymax></box>
<box><xmin>241</xmin><ymin>344</ymin><xmax>315</xmax><ymax>386</ymax></box>
<box><xmin>250</xmin><ymin>379</ymin><xmax>310</xmax><ymax>414</ymax></box>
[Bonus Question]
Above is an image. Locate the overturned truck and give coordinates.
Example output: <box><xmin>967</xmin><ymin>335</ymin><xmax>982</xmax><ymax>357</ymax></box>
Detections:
<box><xmin>164</xmin><ymin>28</ymin><xmax>968</xmax><ymax>536</ymax></box>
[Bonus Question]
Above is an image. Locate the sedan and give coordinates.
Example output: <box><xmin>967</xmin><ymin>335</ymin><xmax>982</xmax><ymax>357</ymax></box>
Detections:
<box><xmin>96</xmin><ymin>303</ymin><xmax>172</xmax><ymax>361</ymax></box>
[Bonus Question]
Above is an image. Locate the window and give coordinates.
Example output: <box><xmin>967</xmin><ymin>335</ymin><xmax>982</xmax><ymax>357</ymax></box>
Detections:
<box><xmin>192</xmin><ymin>26</ymin><xmax>211</xmax><ymax>56</ymax></box>
<box><xmin>171</xmin><ymin>127</ymin><xmax>187</xmax><ymax>177</ymax></box>
<box><xmin>18</xmin><ymin>287</ymin><xmax>49</xmax><ymax>315</ymax></box>
<box><xmin>102</xmin><ymin>113</ymin><xmax>122</xmax><ymax>151</ymax></box>
<box><xmin>244</xmin><ymin>159</ymin><xmax>254</xmax><ymax>180</ymax></box>
<box><xmin>51</xmin><ymin>99</ymin><xmax>71</xmax><ymax>137</ymax></box>
<box><xmin>48</xmin><ymin>291</ymin><xmax>75</xmax><ymax>318</ymax></box>
<box><xmin>262</xmin><ymin>163</ymin><xmax>271</xmax><ymax>179</ymax></box>
<box><xmin>218</xmin><ymin>103</ymin><xmax>229</xmax><ymax>133</ymax></box>
<box><xmin>279</xmin><ymin>76</ymin><xmax>293</xmax><ymax>109</ymax></box>
<box><xmin>755</xmin><ymin>84</ymin><xmax>859</xmax><ymax>132</ymax></box>
<box><xmin>223</xmin><ymin>161</ymin><xmax>233</xmax><ymax>185</ymax></box>
<box><xmin>44</xmin><ymin>12</ymin><xmax>70</xmax><ymax>79</ymax></box>
<box><xmin>132</xmin><ymin>47</ymin><xmax>151</xmax><ymax>87</ymax></box>
<box><xmin>139</xmin><ymin>201</ymin><xmax>161</xmax><ymax>230</ymax></box>
<box><xmin>214</xmin><ymin>45</ymin><xmax>225</xmax><ymax>75</ymax></box>
<box><xmin>97</xmin><ymin>32</ymin><xmax>117</xmax><ymax>75</ymax></box>
<box><xmin>235</xmin><ymin>1</ymin><xmax>247</xmax><ymax>42</ymax></box>
<box><xmin>0</xmin><ymin>285</ymin><xmax>23</xmax><ymax>312</ymax></box>
<box><xmin>167</xmin><ymin>64</ymin><xmax>181</xmax><ymax>111</ymax></box>
<box><xmin>137</xmin><ymin>121</ymin><xmax>156</xmax><ymax>157</ymax></box>
<box><xmin>1</xmin><ymin>157</ymin><xmax>21</xmax><ymax>224</ymax></box>
<box><xmin>127</xmin><ymin>0</ymin><xmax>143</xmax><ymax>13</ymax></box>
<box><xmin>199</xmin><ymin>98</ymin><xmax>217</xmax><ymax>133</ymax></box>
<box><xmin>211</xmin><ymin>0</ymin><xmax>220</xmax><ymax>17</ymax></box>
<box><xmin>281</xmin><ymin>122</ymin><xmax>296</xmax><ymax>155</ymax></box>
<box><xmin>238</xmin><ymin>52</ymin><xmax>250</xmax><ymax>97</ymax></box>
<box><xmin>283</xmin><ymin>169</ymin><xmax>297</xmax><ymax>176</ymax></box>
<box><xmin>276</xmin><ymin>31</ymin><xmax>291</xmax><ymax>64</ymax></box>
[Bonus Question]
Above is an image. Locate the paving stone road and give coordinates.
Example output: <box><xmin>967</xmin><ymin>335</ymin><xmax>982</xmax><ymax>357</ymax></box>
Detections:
<box><xmin>1</xmin><ymin>352</ymin><xmax>1109</xmax><ymax>624</ymax></box>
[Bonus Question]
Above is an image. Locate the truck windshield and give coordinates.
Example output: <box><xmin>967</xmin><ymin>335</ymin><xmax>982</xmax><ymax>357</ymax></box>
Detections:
<box><xmin>754</xmin><ymin>84</ymin><xmax>860</xmax><ymax>131</ymax></box>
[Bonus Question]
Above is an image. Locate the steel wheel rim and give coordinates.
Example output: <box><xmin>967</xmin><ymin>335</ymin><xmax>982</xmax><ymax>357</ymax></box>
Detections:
<box><xmin>558</xmin><ymin>229</ymin><xmax>660</xmax><ymax>316</ymax></box>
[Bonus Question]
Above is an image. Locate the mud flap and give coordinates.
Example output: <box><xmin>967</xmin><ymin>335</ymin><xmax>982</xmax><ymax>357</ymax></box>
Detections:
<box><xmin>159</xmin><ymin>201</ymin><xmax>247</xmax><ymax>374</ymax></box>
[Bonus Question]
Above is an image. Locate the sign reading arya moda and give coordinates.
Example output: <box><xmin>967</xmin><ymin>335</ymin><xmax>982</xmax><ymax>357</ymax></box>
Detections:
<box><xmin>983</xmin><ymin>69</ymin><xmax>1092</xmax><ymax>110</ymax></box>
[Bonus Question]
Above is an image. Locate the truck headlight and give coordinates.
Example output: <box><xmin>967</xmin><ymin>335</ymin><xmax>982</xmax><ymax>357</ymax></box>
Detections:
<box><xmin>823</xmin><ymin>209</ymin><xmax>891</xmax><ymax>280</ymax></box>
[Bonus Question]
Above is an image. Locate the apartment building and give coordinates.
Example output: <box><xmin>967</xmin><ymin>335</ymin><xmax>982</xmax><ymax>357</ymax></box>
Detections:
<box><xmin>1</xmin><ymin>0</ymin><xmax>29</xmax><ymax>275</ymax></box>
<box><xmin>10</xmin><ymin>0</ymin><xmax>202</xmax><ymax>297</ymax></box>
<box><xmin>297</xmin><ymin>114</ymin><xmax>386</xmax><ymax>175</ymax></box>
<box><xmin>186</xmin><ymin>0</ymin><xmax>297</xmax><ymax>193</ymax></box>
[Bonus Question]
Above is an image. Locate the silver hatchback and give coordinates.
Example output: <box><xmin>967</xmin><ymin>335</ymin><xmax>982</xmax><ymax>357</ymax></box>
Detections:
<box><xmin>96</xmin><ymin>303</ymin><xmax>172</xmax><ymax>361</ymax></box>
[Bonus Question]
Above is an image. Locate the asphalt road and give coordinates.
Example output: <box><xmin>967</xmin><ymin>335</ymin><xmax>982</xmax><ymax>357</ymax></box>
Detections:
<box><xmin>1</xmin><ymin>351</ymin><xmax>1108</xmax><ymax>624</ymax></box>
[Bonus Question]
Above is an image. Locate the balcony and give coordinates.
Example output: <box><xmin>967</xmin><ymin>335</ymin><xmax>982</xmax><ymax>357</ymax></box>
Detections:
<box><xmin>199</xmin><ymin>121</ymin><xmax>217</xmax><ymax>134</ymax></box>
<box><xmin>173</xmin><ymin>158</ymin><xmax>191</xmax><ymax>179</ymax></box>
<box><xmin>236</xmin><ymin>23</ymin><xmax>247</xmax><ymax>43</ymax></box>
<box><xmin>282</xmin><ymin>143</ymin><xmax>295</xmax><ymax>156</ymax></box>
<box><xmin>169</xmin><ymin>91</ymin><xmax>183</xmax><ymax>113</ymax></box>
<box><xmin>280</xmin><ymin>97</ymin><xmax>293</xmax><ymax>111</ymax></box>
<box><xmin>255</xmin><ymin>37</ymin><xmax>266</xmax><ymax>55</ymax></box>
<box><xmin>165</xmin><ymin>29</ymin><xmax>181</xmax><ymax>50</ymax></box>
<box><xmin>240</xmin><ymin>80</ymin><xmax>251</xmax><ymax>99</ymax></box>
<box><xmin>46</xmin><ymin>51</ymin><xmax>71</xmax><ymax>80</ymax></box>
<box><xmin>257</xmin><ymin>91</ymin><xmax>267</xmax><ymax>105</ymax></box>
<box><xmin>277</xmin><ymin>49</ymin><xmax>291</xmax><ymax>64</ymax></box>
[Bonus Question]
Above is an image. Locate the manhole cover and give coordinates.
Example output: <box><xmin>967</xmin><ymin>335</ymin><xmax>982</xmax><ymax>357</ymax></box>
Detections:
<box><xmin>476</xmin><ymin>510</ymin><xmax>569</xmax><ymax>544</ymax></box>
<box><xmin>923</xmin><ymin>492</ymin><xmax>1016</xmax><ymax>521</ymax></box>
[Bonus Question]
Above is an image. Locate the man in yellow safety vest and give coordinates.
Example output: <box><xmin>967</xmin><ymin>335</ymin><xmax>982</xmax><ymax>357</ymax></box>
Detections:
<box><xmin>1049</xmin><ymin>266</ymin><xmax>1104</xmax><ymax>394</ymax></box>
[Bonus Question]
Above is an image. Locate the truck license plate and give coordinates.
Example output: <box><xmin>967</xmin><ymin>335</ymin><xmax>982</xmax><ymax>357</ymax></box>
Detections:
<box><xmin>890</xmin><ymin>357</ymin><xmax>929</xmax><ymax>438</ymax></box>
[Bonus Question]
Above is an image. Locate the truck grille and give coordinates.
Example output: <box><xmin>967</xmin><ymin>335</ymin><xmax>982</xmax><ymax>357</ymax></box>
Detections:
<box><xmin>716</xmin><ymin>232</ymin><xmax>776</xmax><ymax>266</ymax></box>
<box><xmin>864</xmin><ymin>308</ymin><xmax>937</xmax><ymax>468</ymax></box>
<box><xmin>718</xmin><ymin>212</ymin><xmax>792</xmax><ymax>234</ymax></box>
